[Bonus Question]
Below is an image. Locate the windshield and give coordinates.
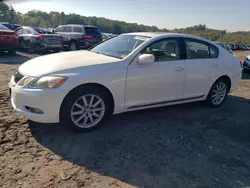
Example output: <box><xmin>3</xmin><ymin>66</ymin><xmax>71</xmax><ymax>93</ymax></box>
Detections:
<box><xmin>0</xmin><ymin>24</ymin><xmax>10</xmax><ymax>30</ymax></box>
<box><xmin>90</xmin><ymin>34</ymin><xmax>150</xmax><ymax>59</ymax></box>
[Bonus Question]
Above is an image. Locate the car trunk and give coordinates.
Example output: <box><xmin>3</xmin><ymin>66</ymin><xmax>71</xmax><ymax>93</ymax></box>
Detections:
<box><xmin>41</xmin><ymin>34</ymin><xmax>62</xmax><ymax>44</ymax></box>
<box><xmin>0</xmin><ymin>30</ymin><xmax>18</xmax><ymax>50</ymax></box>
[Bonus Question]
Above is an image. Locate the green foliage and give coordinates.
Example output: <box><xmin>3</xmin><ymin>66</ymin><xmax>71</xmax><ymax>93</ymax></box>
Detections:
<box><xmin>1</xmin><ymin>3</ymin><xmax>250</xmax><ymax>44</ymax></box>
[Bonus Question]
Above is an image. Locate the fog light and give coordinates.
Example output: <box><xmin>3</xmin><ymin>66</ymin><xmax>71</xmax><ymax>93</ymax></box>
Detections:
<box><xmin>25</xmin><ymin>106</ymin><xmax>44</xmax><ymax>114</ymax></box>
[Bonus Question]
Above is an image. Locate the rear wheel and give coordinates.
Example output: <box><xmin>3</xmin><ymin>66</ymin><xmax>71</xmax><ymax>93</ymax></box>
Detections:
<box><xmin>60</xmin><ymin>85</ymin><xmax>111</xmax><ymax>132</ymax></box>
<box><xmin>69</xmin><ymin>41</ymin><xmax>77</xmax><ymax>51</ymax></box>
<box><xmin>206</xmin><ymin>79</ymin><xmax>230</xmax><ymax>107</ymax></box>
<box><xmin>26</xmin><ymin>41</ymin><xmax>34</xmax><ymax>53</ymax></box>
<box><xmin>53</xmin><ymin>49</ymin><xmax>61</xmax><ymax>53</ymax></box>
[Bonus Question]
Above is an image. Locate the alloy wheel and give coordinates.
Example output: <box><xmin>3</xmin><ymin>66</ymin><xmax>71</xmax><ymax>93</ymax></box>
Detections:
<box><xmin>211</xmin><ymin>82</ymin><xmax>227</xmax><ymax>105</ymax></box>
<box><xmin>70</xmin><ymin>94</ymin><xmax>105</xmax><ymax>128</ymax></box>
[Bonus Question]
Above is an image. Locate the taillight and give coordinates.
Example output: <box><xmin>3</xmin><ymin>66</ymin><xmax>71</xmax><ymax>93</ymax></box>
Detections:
<box><xmin>83</xmin><ymin>35</ymin><xmax>93</xmax><ymax>39</ymax></box>
<box><xmin>36</xmin><ymin>35</ymin><xmax>44</xmax><ymax>40</ymax></box>
<box><xmin>9</xmin><ymin>34</ymin><xmax>18</xmax><ymax>40</ymax></box>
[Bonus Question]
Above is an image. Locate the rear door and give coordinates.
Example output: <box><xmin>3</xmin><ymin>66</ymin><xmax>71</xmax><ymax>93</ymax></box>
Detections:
<box><xmin>183</xmin><ymin>38</ymin><xmax>219</xmax><ymax>99</ymax></box>
<box><xmin>83</xmin><ymin>27</ymin><xmax>102</xmax><ymax>45</ymax></box>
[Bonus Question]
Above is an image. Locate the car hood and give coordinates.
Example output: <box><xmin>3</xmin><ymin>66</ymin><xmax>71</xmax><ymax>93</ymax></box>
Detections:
<box><xmin>19</xmin><ymin>50</ymin><xmax>119</xmax><ymax>77</ymax></box>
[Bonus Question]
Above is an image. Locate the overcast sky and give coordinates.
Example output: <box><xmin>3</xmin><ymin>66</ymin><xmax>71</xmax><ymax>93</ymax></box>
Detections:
<box><xmin>5</xmin><ymin>0</ymin><xmax>250</xmax><ymax>32</ymax></box>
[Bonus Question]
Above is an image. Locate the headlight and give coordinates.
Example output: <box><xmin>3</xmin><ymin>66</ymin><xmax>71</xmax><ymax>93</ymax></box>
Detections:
<box><xmin>28</xmin><ymin>76</ymin><xmax>67</xmax><ymax>89</ymax></box>
<box><xmin>17</xmin><ymin>77</ymin><xmax>35</xmax><ymax>86</ymax></box>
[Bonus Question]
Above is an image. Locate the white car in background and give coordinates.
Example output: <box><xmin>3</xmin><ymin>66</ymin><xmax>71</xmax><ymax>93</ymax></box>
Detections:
<box><xmin>9</xmin><ymin>32</ymin><xmax>242</xmax><ymax>132</ymax></box>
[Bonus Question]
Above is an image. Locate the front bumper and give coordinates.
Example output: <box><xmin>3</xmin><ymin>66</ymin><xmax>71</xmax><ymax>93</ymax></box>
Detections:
<box><xmin>9</xmin><ymin>79</ymin><xmax>68</xmax><ymax>123</ymax></box>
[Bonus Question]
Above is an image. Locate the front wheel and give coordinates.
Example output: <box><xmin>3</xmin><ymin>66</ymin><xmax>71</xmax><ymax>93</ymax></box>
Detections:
<box><xmin>206</xmin><ymin>79</ymin><xmax>230</xmax><ymax>107</ymax></box>
<box><xmin>60</xmin><ymin>86</ymin><xmax>111</xmax><ymax>132</ymax></box>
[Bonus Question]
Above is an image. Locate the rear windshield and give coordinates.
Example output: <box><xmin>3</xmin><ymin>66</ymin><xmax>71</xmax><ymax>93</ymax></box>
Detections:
<box><xmin>32</xmin><ymin>27</ymin><xmax>53</xmax><ymax>34</ymax></box>
<box><xmin>0</xmin><ymin>24</ymin><xmax>10</xmax><ymax>30</ymax></box>
<box><xmin>85</xmin><ymin>27</ymin><xmax>101</xmax><ymax>35</ymax></box>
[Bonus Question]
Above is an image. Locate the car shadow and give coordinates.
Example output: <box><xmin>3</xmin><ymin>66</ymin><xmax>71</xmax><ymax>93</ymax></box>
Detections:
<box><xmin>29</xmin><ymin>95</ymin><xmax>250</xmax><ymax>187</ymax></box>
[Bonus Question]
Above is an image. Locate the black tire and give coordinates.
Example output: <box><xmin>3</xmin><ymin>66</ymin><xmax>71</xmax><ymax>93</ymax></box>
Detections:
<box><xmin>206</xmin><ymin>78</ymin><xmax>230</xmax><ymax>108</ymax></box>
<box><xmin>26</xmin><ymin>41</ymin><xmax>34</xmax><ymax>53</ymax></box>
<box><xmin>69</xmin><ymin>41</ymin><xmax>77</xmax><ymax>51</ymax></box>
<box><xmin>60</xmin><ymin>85</ymin><xmax>111</xmax><ymax>132</ymax></box>
<box><xmin>53</xmin><ymin>49</ymin><xmax>61</xmax><ymax>53</ymax></box>
<box><xmin>8</xmin><ymin>50</ymin><xmax>16</xmax><ymax>55</ymax></box>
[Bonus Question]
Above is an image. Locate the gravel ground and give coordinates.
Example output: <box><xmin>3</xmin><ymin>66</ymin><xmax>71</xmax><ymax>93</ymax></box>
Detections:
<box><xmin>0</xmin><ymin>51</ymin><xmax>250</xmax><ymax>188</ymax></box>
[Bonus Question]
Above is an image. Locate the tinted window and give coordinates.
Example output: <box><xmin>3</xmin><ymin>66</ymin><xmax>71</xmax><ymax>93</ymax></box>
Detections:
<box><xmin>55</xmin><ymin>27</ymin><xmax>63</xmax><ymax>32</ymax></box>
<box><xmin>64</xmin><ymin>26</ymin><xmax>72</xmax><ymax>32</ymax></box>
<box><xmin>210</xmin><ymin>45</ymin><xmax>219</xmax><ymax>58</ymax></box>
<box><xmin>85</xmin><ymin>27</ymin><xmax>101</xmax><ymax>35</ymax></box>
<box><xmin>73</xmin><ymin>27</ymin><xmax>82</xmax><ymax>33</ymax></box>
<box><xmin>142</xmin><ymin>39</ymin><xmax>180</xmax><ymax>62</ymax></box>
<box><xmin>0</xmin><ymin>24</ymin><xmax>10</xmax><ymax>30</ymax></box>
<box><xmin>185</xmin><ymin>39</ymin><xmax>209</xmax><ymax>59</ymax></box>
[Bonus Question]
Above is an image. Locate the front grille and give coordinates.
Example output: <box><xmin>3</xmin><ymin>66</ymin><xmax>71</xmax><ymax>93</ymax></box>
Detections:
<box><xmin>14</xmin><ymin>71</ymin><xmax>24</xmax><ymax>84</ymax></box>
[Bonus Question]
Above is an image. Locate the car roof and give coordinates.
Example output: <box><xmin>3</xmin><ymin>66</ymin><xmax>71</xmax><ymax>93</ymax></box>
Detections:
<box><xmin>123</xmin><ymin>32</ymin><xmax>216</xmax><ymax>43</ymax></box>
<box><xmin>58</xmin><ymin>24</ymin><xmax>97</xmax><ymax>28</ymax></box>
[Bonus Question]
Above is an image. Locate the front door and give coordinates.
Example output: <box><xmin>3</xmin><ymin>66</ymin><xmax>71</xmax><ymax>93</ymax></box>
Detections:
<box><xmin>125</xmin><ymin>38</ymin><xmax>186</xmax><ymax>109</ymax></box>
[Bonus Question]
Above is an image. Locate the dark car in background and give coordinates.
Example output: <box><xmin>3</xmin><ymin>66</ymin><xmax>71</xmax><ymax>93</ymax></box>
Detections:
<box><xmin>0</xmin><ymin>24</ymin><xmax>18</xmax><ymax>54</ymax></box>
<box><xmin>16</xmin><ymin>26</ymin><xmax>62</xmax><ymax>53</ymax></box>
<box><xmin>54</xmin><ymin>24</ymin><xmax>102</xmax><ymax>51</ymax></box>
<box><xmin>216</xmin><ymin>42</ymin><xmax>233</xmax><ymax>54</ymax></box>
<box><xmin>1</xmin><ymin>23</ymin><xmax>21</xmax><ymax>31</ymax></box>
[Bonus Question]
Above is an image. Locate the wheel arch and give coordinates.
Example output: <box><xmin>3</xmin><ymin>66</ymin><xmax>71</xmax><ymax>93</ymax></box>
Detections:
<box><xmin>60</xmin><ymin>82</ymin><xmax>115</xmax><ymax>116</ymax></box>
<box><xmin>216</xmin><ymin>75</ymin><xmax>231</xmax><ymax>91</ymax></box>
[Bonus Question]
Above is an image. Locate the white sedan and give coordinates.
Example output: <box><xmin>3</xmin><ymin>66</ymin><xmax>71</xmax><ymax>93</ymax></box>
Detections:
<box><xmin>9</xmin><ymin>32</ymin><xmax>242</xmax><ymax>132</ymax></box>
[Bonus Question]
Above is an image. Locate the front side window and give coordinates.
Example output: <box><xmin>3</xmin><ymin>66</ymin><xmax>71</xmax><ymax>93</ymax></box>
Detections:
<box><xmin>64</xmin><ymin>26</ymin><xmax>72</xmax><ymax>32</ymax></box>
<box><xmin>90</xmin><ymin>34</ymin><xmax>150</xmax><ymax>59</ymax></box>
<box><xmin>185</xmin><ymin>39</ymin><xmax>209</xmax><ymax>59</ymax></box>
<box><xmin>55</xmin><ymin>27</ymin><xmax>63</xmax><ymax>32</ymax></box>
<box><xmin>142</xmin><ymin>39</ymin><xmax>180</xmax><ymax>62</ymax></box>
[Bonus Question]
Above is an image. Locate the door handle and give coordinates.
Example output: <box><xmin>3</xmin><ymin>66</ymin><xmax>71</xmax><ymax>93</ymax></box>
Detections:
<box><xmin>212</xmin><ymin>63</ymin><xmax>219</xmax><ymax>67</ymax></box>
<box><xmin>174</xmin><ymin>67</ymin><xmax>184</xmax><ymax>71</ymax></box>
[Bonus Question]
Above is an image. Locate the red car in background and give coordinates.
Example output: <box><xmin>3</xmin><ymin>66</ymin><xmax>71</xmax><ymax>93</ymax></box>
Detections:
<box><xmin>0</xmin><ymin>24</ymin><xmax>19</xmax><ymax>54</ymax></box>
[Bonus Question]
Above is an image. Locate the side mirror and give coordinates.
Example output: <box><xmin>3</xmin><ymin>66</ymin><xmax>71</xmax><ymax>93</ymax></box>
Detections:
<box><xmin>138</xmin><ymin>54</ymin><xmax>155</xmax><ymax>64</ymax></box>
<box><xmin>52</xmin><ymin>29</ymin><xmax>55</xmax><ymax>33</ymax></box>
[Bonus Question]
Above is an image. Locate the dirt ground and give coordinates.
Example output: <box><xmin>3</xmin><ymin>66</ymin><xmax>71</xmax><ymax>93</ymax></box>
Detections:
<box><xmin>0</xmin><ymin>51</ymin><xmax>250</xmax><ymax>188</ymax></box>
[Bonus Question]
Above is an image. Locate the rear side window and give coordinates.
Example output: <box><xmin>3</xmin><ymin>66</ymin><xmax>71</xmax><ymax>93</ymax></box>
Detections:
<box><xmin>73</xmin><ymin>27</ymin><xmax>82</xmax><ymax>33</ymax></box>
<box><xmin>64</xmin><ymin>26</ymin><xmax>72</xmax><ymax>32</ymax></box>
<box><xmin>185</xmin><ymin>39</ymin><xmax>209</xmax><ymax>59</ymax></box>
<box><xmin>84</xmin><ymin>27</ymin><xmax>101</xmax><ymax>35</ymax></box>
<box><xmin>210</xmin><ymin>45</ymin><xmax>219</xmax><ymax>58</ymax></box>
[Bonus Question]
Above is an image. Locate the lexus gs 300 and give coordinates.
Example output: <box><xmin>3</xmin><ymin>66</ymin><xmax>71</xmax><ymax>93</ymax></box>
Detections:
<box><xmin>9</xmin><ymin>33</ymin><xmax>242</xmax><ymax>132</ymax></box>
